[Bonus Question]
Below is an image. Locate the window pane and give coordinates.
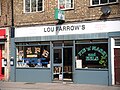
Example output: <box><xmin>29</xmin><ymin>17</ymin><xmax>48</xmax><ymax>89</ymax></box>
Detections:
<box><xmin>109</xmin><ymin>0</ymin><xmax>117</xmax><ymax>3</ymax></box>
<box><xmin>38</xmin><ymin>0</ymin><xmax>42</xmax><ymax>11</ymax></box>
<box><xmin>25</xmin><ymin>0</ymin><xmax>30</xmax><ymax>12</ymax></box>
<box><xmin>92</xmin><ymin>0</ymin><xmax>99</xmax><ymax>5</ymax></box>
<box><xmin>31</xmin><ymin>0</ymin><xmax>36</xmax><ymax>12</ymax></box>
<box><xmin>100</xmin><ymin>0</ymin><xmax>107</xmax><ymax>4</ymax></box>
<box><xmin>75</xmin><ymin>43</ymin><xmax>108</xmax><ymax>68</ymax></box>
<box><xmin>16</xmin><ymin>45</ymin><xmax>50</xmax><ymax>68</ymax></box>
<box><xmin>115</xmin><ymin>39</ymin><xmax>120</xmax><ymax>46</ymax></box>
<box><xmin>66</xmin><ymin>0</ymin><xmax>73</xmax><ymax>8</ymax></box>
<box><xmin>59</xmin><ymin>0</ymin><xmax>65</xmax><ymax>9</ymax></box>
<box><xmin>54</xmin><ymin>49</ymin><xmax>62</xmax><ymax>64</ymax></box>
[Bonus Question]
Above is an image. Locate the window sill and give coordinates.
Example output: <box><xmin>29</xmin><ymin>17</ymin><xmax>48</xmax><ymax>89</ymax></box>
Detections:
<box><xmin>23</xmin><ymin>10</ymin><xmax>44</xmax><ymax>14</ymax></box>
<box><xmin>75</xmin><ymin>68</ymin><xmax>108</xmax><ymax>71</ymax></box>
<box><xmin>16</xmin><ymin>67</ymin><xmax>50</xmax><ymax>69</ymax></box>
<box><xmin>59</xmin><ymin>8</ymin><xmax>74</xmax><ymax>11</ymax></box>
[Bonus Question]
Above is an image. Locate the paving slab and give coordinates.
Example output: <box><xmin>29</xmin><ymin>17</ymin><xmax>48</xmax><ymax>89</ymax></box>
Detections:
<box><xmin>0</xmin><ymin>81</ymin><xmax>120</xmax><ymax>90</ymax></box>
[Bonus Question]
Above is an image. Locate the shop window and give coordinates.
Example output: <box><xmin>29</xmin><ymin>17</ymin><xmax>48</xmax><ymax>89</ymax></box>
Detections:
<box><xmin>58</xmin><ymin>0</ymin><xmax>74</xmax><ymax>10</ymax></box>
<box><xmin>91</xmin><ymin>0</ymin><xmax>118</xmax><ymax>6</ymax></box>
<box><xmin>24</xmin><ymin>0</ymin><xmax>44</xmax><ymax>13</ymax></box>
<box><xmin>75</xmin><ymin>43</ymin><xmax>108</xmax><ymax>69</ymax></box>
<box><xmin>16</xmin><ymin>45</ymin><xmax>50</xmax><ymax>68</ymax></box>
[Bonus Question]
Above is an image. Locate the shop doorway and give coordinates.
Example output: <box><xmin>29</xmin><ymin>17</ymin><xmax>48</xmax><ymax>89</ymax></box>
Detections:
<box><xmin>114</xmin><ymin>48</ymin><xmax>120</xmax><ymax>85</ymax></box>
<box><xmin>0</xmin><ymin>45</ymin><xmax>4</xmax><ymax>80</ymax></box>
<box><xmin>52</xmin><ymin>47</ymin><xmax>73</xmax><ymax>82</ymax></box>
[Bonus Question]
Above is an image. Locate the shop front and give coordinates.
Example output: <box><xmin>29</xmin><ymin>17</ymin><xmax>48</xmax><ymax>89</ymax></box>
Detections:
<box><xmin>10</xmin><ymin>20</ymin><xmax>120</xmax><ymax>85</ymax></box>
<box><xmin>0</xmin><ymin>28</ymin><xmax>7</xmax><ymax>80</ymax></box>
<box><xmin>109</xmin><ymin>32</ymin><xmax>120</xmax><ymax>85</ymax></box>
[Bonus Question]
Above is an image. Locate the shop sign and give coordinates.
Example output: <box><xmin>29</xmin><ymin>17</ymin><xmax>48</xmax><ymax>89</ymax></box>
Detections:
<box><xmin>15</xmin><ymin>21</ymin><xmax>120</xmax><ymax>37</ymax></box>
<box><xmin>54</xmin><ymin>8</ymin><xmax>65</xmax><ymax>20</ymax></box>
<box><xmin>77</xmin><ymin>44</ymin><xmax>108</xmax><ymax>67</ymax></box>
<box><xmin>0</xmin><ymin>29</ymin><xmax>6</xmax><ymax>39</ymax></box>
<box><xmin>78</xmin><ymin>46</ymin><xmax>107</xmax><ymax>59</ymax></box>
<box><xmin>44</xmin><ymin>24</ymin><xmax>85</xmax><ymax>32</ymax></box>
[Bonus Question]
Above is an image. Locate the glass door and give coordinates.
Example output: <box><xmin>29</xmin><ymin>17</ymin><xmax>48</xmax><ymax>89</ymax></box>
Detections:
<box><xmin>53</xmin><ymin>49</ymin><xmax>62</xmax><ymax>81</ymax></box>
<box><xmin>52</xmin><ymin>48</ymin><xmax>73</xmax><ymax>82</ymax></box>
<box><xmin>63</xmin><ymin>48</ymin><xmax>72</xmax><ymax>81</ymax></box>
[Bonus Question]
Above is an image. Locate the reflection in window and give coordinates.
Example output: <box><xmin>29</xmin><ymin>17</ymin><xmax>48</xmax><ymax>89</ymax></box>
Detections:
<box><xmin>75</xmin><ymin>43</ymin><xmax>108</xmax><ymax>69</ymax></box>
<box><xmin>16</xmin><ymin>45</ymin><xmax>50</xmax><ymax>68</ymax></box>
<box><xmin>31</xmin><ymin>0</ymin><xmax>36</xmax><ymax>12</ymax></box>
<box><xmin>59</xmin><ymin>0</ymin><xmax>65</xmax><ymax>9</ymax></box>
<box><xmin>25</xmin><ymin>0</ymin><xmax>30</xmax><ymax>12</ymax></box>
<box><xmin>54</xmin><ymin>49</ymin><xmax>62</xmax><ymax>64</ymax></box>
<box><xmin>100</xmin><ymin>0</ymin><xmax>107</xmax><ymax>4</ymax></box>
<box><xmin>92</xmin><ymin>0</ymin><xmax>99</xmax><ymax>5</ymax></box>
<box><xmin>109</xmin><ymin>0</ymin><xmax>117</xmax><ymax>2</ymax></box>
<box><xmin>91</xmin><ymin>0</ymin><xmax>118</xmax><ymax>5</ymax></box>
<box><xmin>38</xmin><ymin>0</ymin><xmax>43</xmax><ymax>11</ymax></box>
<box><xmin>24</xmin><ymin>0</ymin><xmax>43</xmax><ymax>12</ymax></box>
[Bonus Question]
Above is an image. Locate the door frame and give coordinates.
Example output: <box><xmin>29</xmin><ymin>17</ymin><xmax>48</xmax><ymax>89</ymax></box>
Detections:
<box><xmin>0</xmin><ymin>45</ymin><xmax>4</xmax><ymax>80</ymax></box>
<box><xmin>114</xmin><ymin>46</ymin><xmax>120</xmax><ymax>85</ymax></box>
<box><xmin>52</xmin><ymin>46</ymin><xmax>73</xmax><ymax>82</ymax></box>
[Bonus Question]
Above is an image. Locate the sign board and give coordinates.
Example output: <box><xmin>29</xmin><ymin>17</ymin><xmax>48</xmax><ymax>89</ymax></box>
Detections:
<box><xmin>54</xmin><ymin>8</ymin><xmax>65</xmax><ymax>20</ymax></box>
<box><xmin>15</xmin><ymin>21</ymin><xmax>120</xmax><ymax>37</ymax></box>
<box><xmin>77</xmin><ymin>43</ymin><xmax>108</xmax><ymax>68</ymax></box>
<box><xmin>0</xmin><ymin>29</ymin><xmax>6</xmax><ymax>39</ymax></box>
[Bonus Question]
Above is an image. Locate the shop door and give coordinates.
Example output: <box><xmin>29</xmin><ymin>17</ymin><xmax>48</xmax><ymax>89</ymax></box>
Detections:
<box><xmin>0</xmin><ymin>45</ymin><xmax>4</xmax><ymax>80</ymax></box>
<box><xmin>114</xmin><ymin>48</ymin><xmax>120</xmax><ymax>85</ymax></box>
<box><xmin>53</xmin><ymin>48</ymin><xmax>73</xmax><ymax>82</ymax></box>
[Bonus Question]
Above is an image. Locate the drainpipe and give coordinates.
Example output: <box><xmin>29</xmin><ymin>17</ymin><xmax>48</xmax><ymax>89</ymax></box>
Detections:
<box><xmin>11</xmin><ymin>0</ymin><xmax>14</xmax><ymax>37</ymax></box>
<box><xmin>9</xmin><ymin>0</ymin><xmax>15</xmax><ymax>81</ymax></box>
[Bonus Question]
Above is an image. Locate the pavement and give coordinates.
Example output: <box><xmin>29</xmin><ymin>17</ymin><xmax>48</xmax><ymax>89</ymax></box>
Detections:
<box><xmin>0</xmin><ymin>81</ymin><xmax>120</xmax><ymax>90</ymax></box>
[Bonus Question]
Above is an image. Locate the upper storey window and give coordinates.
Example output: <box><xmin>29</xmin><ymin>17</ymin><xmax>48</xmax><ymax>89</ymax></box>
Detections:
<box><xmin>91</xmin><ymin>0</ymin><xmax>118</xmax><ymax>6</ymax></box>
<box><xmin>24</xmin><ymin>0</ymin><xmax>44</xmax><ymax>13</ymax></box>
<box><xmin>58</xmin><ymin>0</ymin><xmax>74</xmax><ymax>10</ymax></box>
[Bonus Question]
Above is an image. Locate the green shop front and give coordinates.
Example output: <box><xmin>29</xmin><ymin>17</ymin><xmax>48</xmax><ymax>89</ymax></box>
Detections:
<box><xmin>10</xmin><ymin>20</ymin><xmax>120</xmax><ymax>85</ymax></box>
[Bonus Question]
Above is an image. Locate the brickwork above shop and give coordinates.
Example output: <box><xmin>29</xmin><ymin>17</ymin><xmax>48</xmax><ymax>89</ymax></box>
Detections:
<box><xmin>0</xmin><ymin>0</ymin><xmax>11</xmax><ymax>27</ymax></box>
<box><xmin>13</xmin><ymin>0</ymin><xmax>120</xmax><ymax>26</ymax></box>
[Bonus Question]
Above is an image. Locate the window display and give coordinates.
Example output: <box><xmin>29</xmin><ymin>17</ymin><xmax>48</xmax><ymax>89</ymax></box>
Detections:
<box><xmin>75</xmin><ymin>43</ymin><xmax>108</xmax><ymax>69</ymax></box>
<box><xmin>58</xmin><ymin>0</ymin><xmax>74</xmax><ymax>9</ymax></box>
<box><xmin>16</xmin><ymin>44</ymin><xmax>50</xmax><ymax>68</ymax></box>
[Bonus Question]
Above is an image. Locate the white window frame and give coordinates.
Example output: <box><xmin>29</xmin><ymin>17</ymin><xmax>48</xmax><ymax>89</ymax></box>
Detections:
<box><xmin>90</xmin><ymin>0</ymin><xmax>119</xmax><ymax>6</ymax></box>
<box><xmin>58</xmin><ymin>0</ymin><xmax>74</xmax><ymax>10</ymax></box>
<box><xmin>23</xmin><ymin>0</ymin><xmax>44</xmax><ymax>13</ymax></box>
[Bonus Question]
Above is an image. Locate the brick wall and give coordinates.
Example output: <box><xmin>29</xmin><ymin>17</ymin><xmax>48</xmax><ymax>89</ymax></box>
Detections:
<box><xmin>13</xmin><ymin>0</ymin><xmax>120</xmax><ymax>26</ymax></box>
<box><xmin>0</xmin><ymin>0</ymin><xmax>11</xmax><ymax>27</ymax></box>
